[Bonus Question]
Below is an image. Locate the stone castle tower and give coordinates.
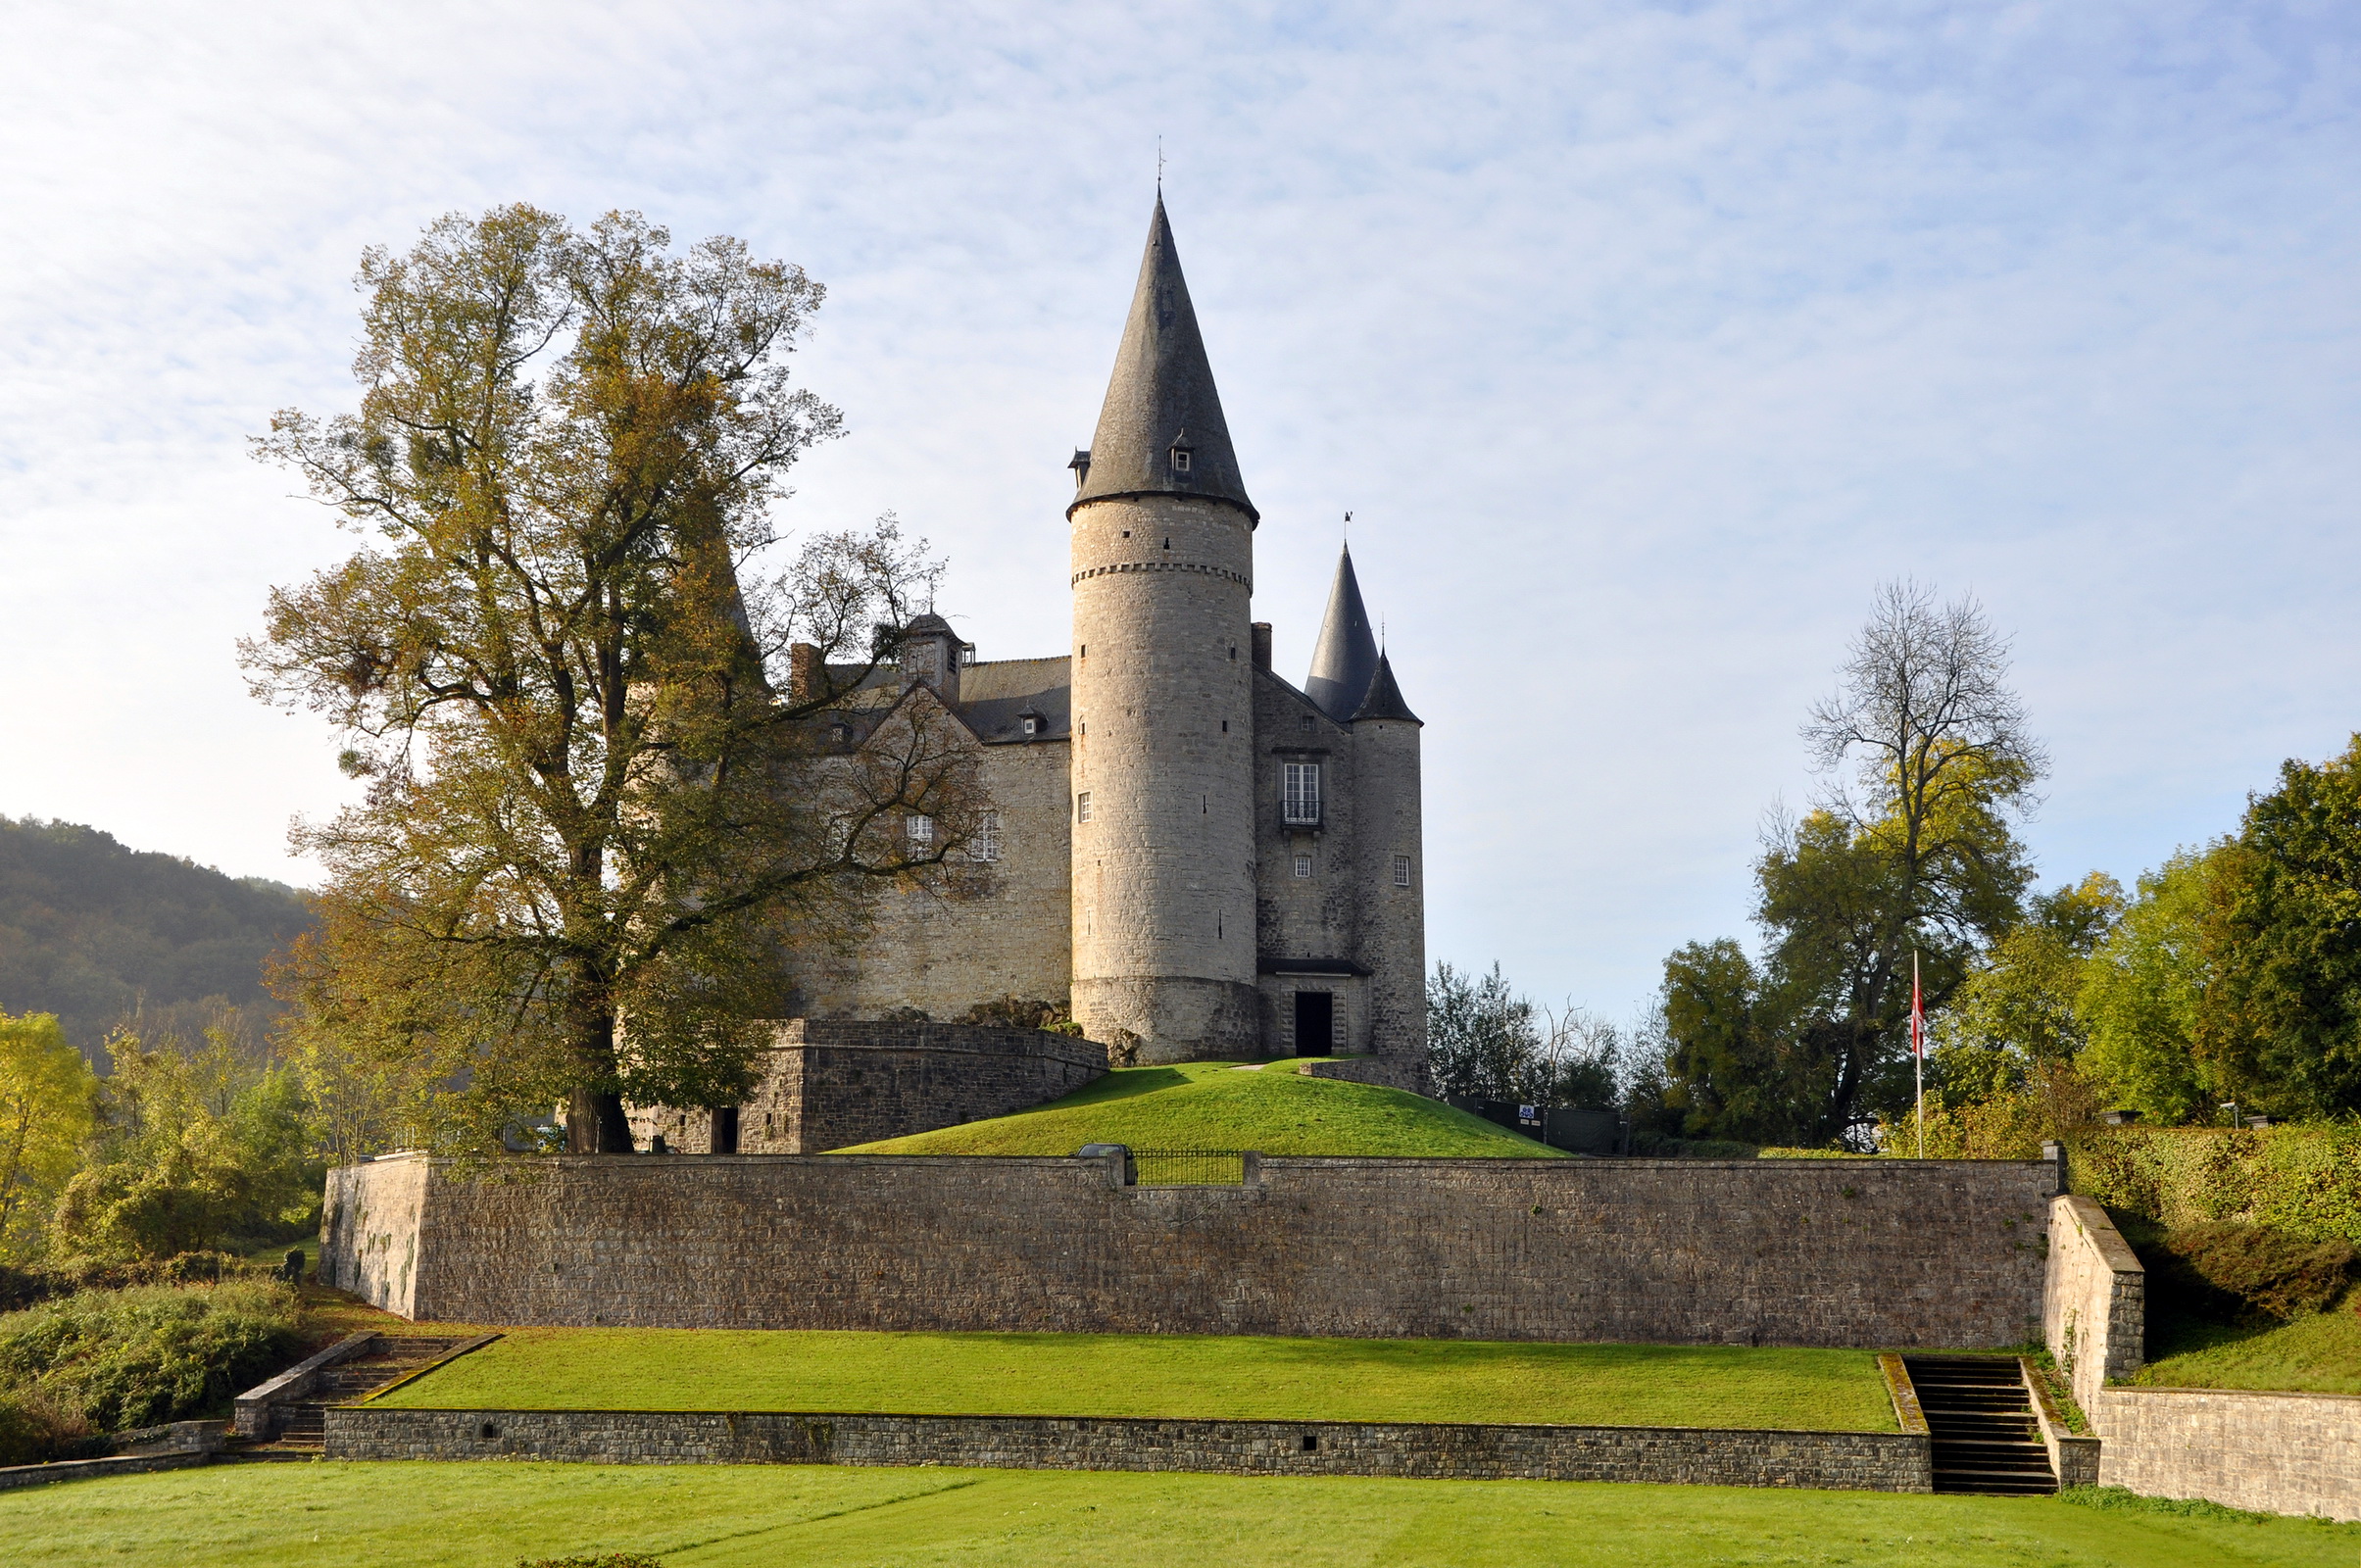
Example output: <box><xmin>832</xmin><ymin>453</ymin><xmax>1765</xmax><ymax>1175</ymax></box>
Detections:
<box><xmin>755</xmin><ymin>194</ymin><xmax>1428</xmax><ymax>1083</ymax></box>
<box><xmin>1066</xmin><ymin>197</ymin><xmax>1262</xmax><ymax>1060</ymax></box>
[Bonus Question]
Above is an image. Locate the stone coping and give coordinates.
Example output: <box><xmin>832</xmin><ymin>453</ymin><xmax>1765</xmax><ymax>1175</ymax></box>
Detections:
<box><xmin>326</xmin><ymin>1405</ymin><xmax>1933</xmax><ymax>1493</ymax></box>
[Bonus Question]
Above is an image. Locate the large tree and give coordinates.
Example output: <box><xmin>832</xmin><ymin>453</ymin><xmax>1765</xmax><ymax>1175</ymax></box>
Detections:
<box><xmin>1651</xmin><ymin>582</ymin><xmax>2044</xmax><ymax>1146</ymax></box>
<box><xmin>247</xmin><ymin>206</ymin><xmax>979</xmax><ymax>1154</ymax></box>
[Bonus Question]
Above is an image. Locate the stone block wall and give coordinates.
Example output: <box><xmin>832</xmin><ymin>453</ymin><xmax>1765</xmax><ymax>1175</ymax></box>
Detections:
<box><xmin>320</xmin><ymin>1152</ymin><xmax>428</xmax><ymax>1317</ymax></box>
<box><xmin>326</xmin><ymin>1406</ymin><xmax>1931</xmax><ymax>1492</ymax></box>
<box><xmin>324</xmin><ymin>1152</ymin><xmax>2057</xmax><ymax>1347</ymax></box>
<box><xmin>629</xmin><ymin>1020</ymin><xmax>1107</xmax><ymax>1154</ymax></box>
<box><xmin>2091</xmin><ymin>1388</ymin><xmax>2361</xmax><ymax>1522</ymax></box>
<box><xmin>2041</xmin><ymin>1195</ymin><xmax>2146</xmax><ymax>1412</ymax></box>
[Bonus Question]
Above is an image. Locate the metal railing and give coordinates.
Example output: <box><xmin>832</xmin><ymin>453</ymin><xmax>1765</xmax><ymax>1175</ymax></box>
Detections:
<box><xmin>1128</xmin><ymin>1149</ymin><xmax>1249</xmax><ymax>1186</ymax></box>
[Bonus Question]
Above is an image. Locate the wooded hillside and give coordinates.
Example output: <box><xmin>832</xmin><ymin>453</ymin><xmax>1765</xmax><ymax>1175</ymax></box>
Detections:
<box><xmin>0</xmin><ymin>816</ymin><xmax>313</xmax><ymax>1055</ymax></box>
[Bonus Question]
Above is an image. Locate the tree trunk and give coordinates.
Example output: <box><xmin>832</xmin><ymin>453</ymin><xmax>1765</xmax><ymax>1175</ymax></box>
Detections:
<box><xmin>563</xmin><ymin>982</ymin><xmax>636</xmax><ymax>1153</ymax></box>
<box><xmin>565</xmin><ymin>1086</ymin><xmax>635</xmax><ymax>1153</ymax></box>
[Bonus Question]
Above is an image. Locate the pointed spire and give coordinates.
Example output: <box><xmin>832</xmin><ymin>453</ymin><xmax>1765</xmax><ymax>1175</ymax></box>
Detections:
<box><xmin>1351</xmin><ymin>653</ymin><xmax>1421</xmax><ymax>724</ymax></box>
<box><xmin>1069</xmin><ymin>196</ymin><xmax>1256</xmax><ymax>524</ymax></box>
<box><xmin>1304</xmin><ymin>545</ymin><xmax>1380</xmax><ymax>721</ymax></box>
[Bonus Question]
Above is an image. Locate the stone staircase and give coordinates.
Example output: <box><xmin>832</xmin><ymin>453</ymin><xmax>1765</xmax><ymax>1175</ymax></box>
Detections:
<box><xmin>230</xmin><ymin>1335</ymin><xmax>475</xmax><ymax>1459</ymax></box>
<box><xmin>1902</xmin><ymin>1355</ymin><xmax>2057</xmax><ymax>1495</ymax></box>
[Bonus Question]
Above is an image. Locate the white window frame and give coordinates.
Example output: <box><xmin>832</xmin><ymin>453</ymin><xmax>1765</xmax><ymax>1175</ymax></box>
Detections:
<box><xmin>906</xmin><ymin>813</ymin><xmax>935</xmax><ymax>851</ymax></box>
<box><xmin>1393</xmin><ymin>855</ymin><xmax>1412</xmax><ymax>888</ymax></box>
<box><xmin>1076</xmin><ymin>791</ymin><xmax>1094</xmax><ymax>823</ymax></box>
<box><xmin>970</xmin><ymin>809</ymin><xmax>1002</xmax><ymax>862</ymax></box>
<box><xmin>1281</xmin><ymin>762</ymin><xmax>1321</xmax><ymax>825</ymax></box>
<box><xmin>1294</xmin><ymin>855</ymin><xmax>1312</xmax><ymax>879</ymax></box>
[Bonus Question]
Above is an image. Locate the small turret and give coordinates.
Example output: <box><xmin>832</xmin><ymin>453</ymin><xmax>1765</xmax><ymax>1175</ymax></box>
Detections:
<box><xmin>1304</xmin><ymin>546</ymin><xmax>1380</xmax><ymax>721</ymax></box>
<box><xmin>1351</xmin><ymin>654</ymin><xmax>1420</xmax><ymax>725</ymax></box>
<box><xmin>896</xmin><ymin>612</ymin><xmax>966</xmax><ymax>706</ymax></box>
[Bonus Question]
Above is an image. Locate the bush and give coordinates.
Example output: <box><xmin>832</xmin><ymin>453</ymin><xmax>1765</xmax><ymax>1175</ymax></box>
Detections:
<box><xmin>0</xmin><ymin>1279</ymin><xmax>302</xmax><ymax>1432</ymax></box>
<box><xmin>2139</xmin><ymin>1221</ymin><xmax>2358</xmax><ymax>1326</ymax></box>
<box><xmin>2068</xmin><ymin>1123</ymin><xmax>2361</xmax><ymax>1244</ymax></box>
<box><xmin>0</xmin><ymin>1387</ymin><xmax>101</xmax><ymax>1466</ymax></box>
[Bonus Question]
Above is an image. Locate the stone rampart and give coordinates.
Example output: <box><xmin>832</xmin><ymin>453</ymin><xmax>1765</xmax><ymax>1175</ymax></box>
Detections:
<box><xmin>632</xmin><ymin>1020</ymin><xmax>1107</xmax><ymax>1153</ymax></box>
<box><xmin>2042</xmin><ymin>1195</ymin><xmax>2145</xmax><ymax>1411</ymax></box>
<box><xmin>322</xmin><ymin>1152</ymin><xmax>2056</xmax><ymax>1347</ymax></box>
<box><xmin>2092</xmin><ymin>1388</ymin><xmax>2361</xmax><ymax>1521</ymax></box>
<box><xmin>325</xmin><ymin>1405</ymin><xmax>1930</xmax><ymax>1492</ymax></box>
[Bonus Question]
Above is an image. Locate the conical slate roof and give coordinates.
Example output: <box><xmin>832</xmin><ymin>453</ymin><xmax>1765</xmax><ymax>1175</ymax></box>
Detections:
<box><xmin>1069</xmin><ymin>197</ymin><xmax>1256</xmax><ymax>523</ymax></box>
<box><xmin>1304</xmin><ymin>545</ymin><xmax>1380</xmax><ymax>721</ymax></box>
<box><xmin>1351</xmin><ymin>653</ymin><xmax>1421</xmax><ymax>725</ymax></box>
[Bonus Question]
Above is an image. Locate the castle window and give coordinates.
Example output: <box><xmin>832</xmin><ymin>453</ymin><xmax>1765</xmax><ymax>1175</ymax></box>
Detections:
<box><xmin>1282</xmin><ymin>763</ymin><xmax>1321</xmax><ymax>826</ymax></box>
<box><xmin>907</xmin><ymin>814</ymin><xmax>935</xmax><ymax>851</ymax></box>
<box><xmin>971</xmin><ymin>810</ymin><xmax>1002</xmax><ymax>862</ymax></box>
<box><xmin>1170</xmin><ymin>447</ymin><xmax>1192</xmax><ymax>473</ymax></box>
<box><xmin>1076</xmin><ymin>791</ymin><xmax>1094</xmax><ymax>823</ymax></box>
<box><xmin>1394</xmin><ymin>856</ymin><xmax>1412</xmax><ymax>888</ymax></box>
<box><xmin>1294</xmin><ymin>855</ymin><xmax>1312</xmax><ymax>879</ymax></box>
<box><xmin>1300</xmin><ymin>714</ymin><xmax>1314</xmax><ymax>732</ymax></box>
<box><xmin>1021</xmin><ymin>714</ymin><xmax>1040</xmax><ymax>737</ymax></box>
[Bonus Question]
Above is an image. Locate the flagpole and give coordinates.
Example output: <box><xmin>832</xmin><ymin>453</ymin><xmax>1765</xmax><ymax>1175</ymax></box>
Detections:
<box><xmin>1913</xmin><ymin>949</ymin><xmax>1925</xmax><ymax>1159</ymax></box>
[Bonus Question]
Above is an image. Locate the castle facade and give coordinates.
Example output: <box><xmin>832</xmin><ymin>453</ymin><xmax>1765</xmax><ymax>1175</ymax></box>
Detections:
<box><xmin>784</xmin><ymin>199</ymin><xmax>1426</xmax><ymax>1078</ymax></box>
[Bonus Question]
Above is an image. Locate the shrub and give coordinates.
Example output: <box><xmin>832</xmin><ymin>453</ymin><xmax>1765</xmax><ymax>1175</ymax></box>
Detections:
<box><xmin>2068</xmin><ymin>1123</ymin><xmax>2361</xmax><ymax>1245</ymax></box>
<box><xmin>0</xmin><ymin>1387</ymin><xmax>101</xmax><ymax>1466</ymax></box>
<box><xmin>0</xmin><ymin>1279</ymin><xmax>302</xmax><ymax>1432</ymax></box>
<box><xmin>2139</xmin><ymin>1221</ymin><xmax>2357</xmax><ymax>1326</ymax></box>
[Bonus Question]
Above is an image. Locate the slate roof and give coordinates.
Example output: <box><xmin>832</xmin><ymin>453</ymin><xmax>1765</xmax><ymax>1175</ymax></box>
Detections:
<box><xmin>1069</xmin><ymin>196</ymin><xmax>1256</xmax><ymax>524</ymax></box>
<box><xmin>1304</xmin><ymin>545</ymin><xmax>1381</xmax><ymax>721</ymax></box>
<box><xmin>1350</xmin><ymin>653</ymin><xmax>1421</xmax><ymax>725</ymax></box>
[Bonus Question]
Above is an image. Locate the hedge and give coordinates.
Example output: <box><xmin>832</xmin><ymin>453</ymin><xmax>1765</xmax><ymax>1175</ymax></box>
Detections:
<box><xmin>2065</xmin><ymin>1123</ymin><xmax>2361</xmax><ymax>1244</ymax></box>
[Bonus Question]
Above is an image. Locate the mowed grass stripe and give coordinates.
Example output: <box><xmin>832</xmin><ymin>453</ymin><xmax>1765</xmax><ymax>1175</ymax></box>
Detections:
<box><xmin>373</xmin><ymin>1330</ymin><xmax>1896</xmax><ymax>1432</ymax></box>
<box><xmin>7</xmin><ymin>1461</ymin><xmax>2358</xmax><ymax>1568</ymax></box>
<box><xmin>829</xmin><ymin>1060</ymin><xmax>1559</xmax><ymax>1157</ymax></box>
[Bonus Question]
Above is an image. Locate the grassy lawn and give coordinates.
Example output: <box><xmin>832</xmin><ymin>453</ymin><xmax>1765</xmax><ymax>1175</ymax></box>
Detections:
<box><xmin>834</xmin><ymin>1060</ymin><xmax>1557</xmax><ymax>1157</ymax></box>
<box><xmin>2133</xmin><ymin>1302</ymin><xmax>2361</xmax><ymax>1395</ymax></box>
<box><xmin>373</xmin><ymin>1329</ymin><xmax>1895</xmax><ymax>1431</ymax></box>
<box><xmin>7</xmin><ymin>1462</ymin><xmax>2357</xmax><ymax>1567</ymax></box>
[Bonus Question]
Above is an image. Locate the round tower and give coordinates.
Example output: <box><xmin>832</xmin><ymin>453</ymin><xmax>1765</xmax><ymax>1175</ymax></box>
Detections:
<box><xmin>1067</xmin><ymin>197</ymin><xmax>1260</xmax><ymax>1062</ymax></box>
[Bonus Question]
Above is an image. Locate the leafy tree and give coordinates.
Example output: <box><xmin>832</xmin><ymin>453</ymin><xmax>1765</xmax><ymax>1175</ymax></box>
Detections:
<box><xmin>1938</xmin><ymin>871</ymin><xmax>2124</xmax><ymax>1102</ymax></box>
<box><xmin>245</xmin><ymin>206</ymin><xmax>980</xmax><ymax>1154</ymax></box>
<box><xmin>48</xmin><ymin>1030</ymin><xmax>316</xmax><ymax>1263</ymax></box>
<box><xmin>0</xmin><ymin>1013</ymin><xmax>95</xmax><ymax>1263</ymax></box>
<box><xmin>2206</xmin><ymin>735</ymin><xmax>2361</xmax><ymax>1117</ymax></box>
<box><xmin>1650</xmin><ymin>583</ymin><xmax>2044</xmax><ymax>1147</ymax></box>
<box><xmin>2078</xmin><ymin>849</ymin><xmax>2223</xmax><ymax>1123</ymax></box>
<box><xmin>1426</xmin><ymin>962</ymin><xmax>1538</xmax><ymax>1101</ymax></box>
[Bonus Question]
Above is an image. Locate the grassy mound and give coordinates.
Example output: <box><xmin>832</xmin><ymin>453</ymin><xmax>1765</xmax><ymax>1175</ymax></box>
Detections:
<box><xmin>374</xmin><ymin>1328</ymin><xmax>1893</xmax><ymax>1432</ymax></box>
<box><xmin>832</xmin><ymin>1060</ymin><xmax>1557</xmax><ymax>1157</ymax></box>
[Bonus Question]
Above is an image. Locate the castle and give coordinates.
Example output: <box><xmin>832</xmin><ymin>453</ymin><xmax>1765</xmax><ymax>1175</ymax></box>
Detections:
<box><xmin>762</xmin><ymin>196</ymin><xmax>1428</xmax><ymax>1085</ymax></box>
<box><xmin>624</xmin><ymin>198</ymin><xmax>1428</xmax><ymax>1156</ymax></box>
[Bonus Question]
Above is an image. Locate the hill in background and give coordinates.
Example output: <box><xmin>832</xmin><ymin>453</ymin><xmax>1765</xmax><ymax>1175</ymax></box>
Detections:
<box><xmin>837</xmin><ymin>1060</ymin><xmax>1561</xmax><ymax>1158</ymax></box>
<box><xmin>0</xmin><ymin>816</ymin><xmax>314</xmax><ymax>1057</ymax></box>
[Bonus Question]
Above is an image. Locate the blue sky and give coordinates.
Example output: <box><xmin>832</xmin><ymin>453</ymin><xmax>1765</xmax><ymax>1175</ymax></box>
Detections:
<box><xmin>2</xmin><ymin>1</ymin><xmax>2355</xmax><ymax>1026</ymax></box>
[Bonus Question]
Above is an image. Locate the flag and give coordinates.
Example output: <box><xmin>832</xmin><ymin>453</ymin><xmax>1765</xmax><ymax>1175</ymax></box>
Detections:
<box><xmin>1910</xmin><ymin>952</ymin><xmax>1925</xmax><ymax>1059</ymax></box>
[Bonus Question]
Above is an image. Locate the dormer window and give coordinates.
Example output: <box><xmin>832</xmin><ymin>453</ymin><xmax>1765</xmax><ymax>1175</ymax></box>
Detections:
<box><xmin>1169</xmin><ymin>445</ymin><xmax>1193</xmax><ymax>473</ymax></box>
<box><xmin>1020</xmin><ymin>712</ymin><xmax>1041</xmax><ymax>738</ymax></box>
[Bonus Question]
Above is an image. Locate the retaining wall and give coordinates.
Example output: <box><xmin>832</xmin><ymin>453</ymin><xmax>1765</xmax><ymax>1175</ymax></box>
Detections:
<box><xmin>2042</xmin><ymin>1195</ymin><xmax>2145</xmax><ymax>1412</ymax></box>
<box><xmin>324</xmin><ymin>1406</ymin><xmax>1931</xmax><ymax>1492</ymax></box>
<box><xmin>2091</xmin><ymin>1388</ymin><xmax>2361</xmax><ymax>1522</ymax></box>
<box><xmin>322</xmin><ymin>1152</ymin><xmax>2056</xmax><ymax>1346</ymax></box>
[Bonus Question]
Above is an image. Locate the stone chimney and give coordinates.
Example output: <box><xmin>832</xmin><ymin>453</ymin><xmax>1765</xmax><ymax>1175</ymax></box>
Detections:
<box><xmin>789</xmin><ymin>643</ymin><xmax>823</xmax><ymax>704</ymax></box>
<box><xmin>1251</xmin><ymin>622</ymin><xmax>1273</xmax><ymax>671</ymax></box>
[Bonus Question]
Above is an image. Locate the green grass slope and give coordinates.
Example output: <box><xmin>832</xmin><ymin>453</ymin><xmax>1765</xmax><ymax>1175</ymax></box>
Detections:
<box><xmin>8</xmin><ymin>1463</ymin><xmax>2357</xmax><ymax>1568</ymax></box>
<box><xmin>2134</xmin><ymin>1300</ymin><xmax>2361</xmax><ymax>1395</ymax></box>
<box><xmin>834</xmin><ymin>1060</ymin><xmax>1557</xmax><ymax>1157</ymax></box>
<box><xmin>375</xmin><ymin>1330</ymin><xmax>1893</xmax><ymax>1432</ymax></box>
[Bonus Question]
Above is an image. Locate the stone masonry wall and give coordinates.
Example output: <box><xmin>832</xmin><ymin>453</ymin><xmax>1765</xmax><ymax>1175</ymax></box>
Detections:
<box><xmin>326</xmin><ymin>1406</ymin><xmax>1931</xmax><ymax>1493</ymax></box>
<box><xmin>319</xmin><ymin>1152</ymin><xmax>427</xmax><ymax>1315</ymax></box>
<box><xmin>632</xmin><ymin>1021</ymin><xmax>1107</xmax><ymax>1154</ymax></box>
<box><xmin>2092</xmin><ymin>1388</ymin><xmax>2361</xmax><ymax>1522</ymax></box>
<box><xmin>327</xmin><ymin>1152</ymin><xmax>2057</xmax><ymax>1347</ymax></box>
<box><xmin>2041</xmin><ymin>1195</ymin><xmax>2146</xmax><ymax>1412</ymax></box>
